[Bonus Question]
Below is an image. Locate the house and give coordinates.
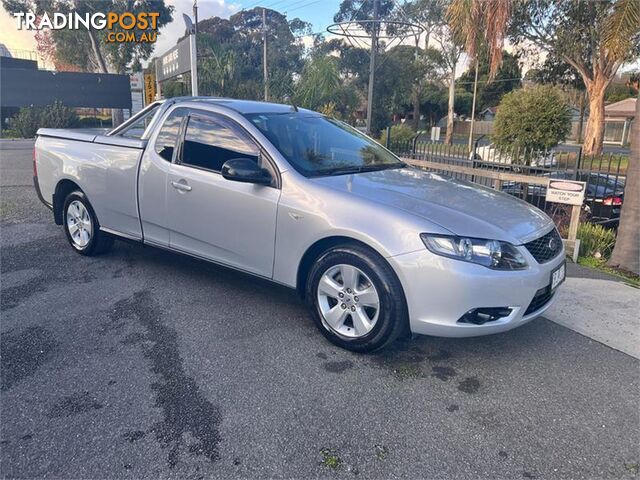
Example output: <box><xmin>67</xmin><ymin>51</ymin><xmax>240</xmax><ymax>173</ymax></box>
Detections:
<box><xmin>479</xmin><ymin>106</ymin><xmax>498</xmax><ymax>121</ymax></box>
<box><xmin>604</xmin><ymin>98</ymin><xmax>636</xmax><ymax>146</ymax></box>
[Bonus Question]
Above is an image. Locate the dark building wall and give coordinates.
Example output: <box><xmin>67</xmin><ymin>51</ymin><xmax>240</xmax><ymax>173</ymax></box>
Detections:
<box><xmin>0</xmin><ymin>66</ymin><xmax>131</xmax><ymax>109</ymax></box>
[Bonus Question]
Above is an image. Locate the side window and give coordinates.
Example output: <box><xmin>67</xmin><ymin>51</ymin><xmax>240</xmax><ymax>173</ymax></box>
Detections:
<box><xmin>154</xmin><ymin>110</ymin><xmax>185</xmax><ymax>162</ymax></box>
<box><xmin>181</xmin><ymin>115</ymin><xmax>259</xmax><ymax>172</ymax></box>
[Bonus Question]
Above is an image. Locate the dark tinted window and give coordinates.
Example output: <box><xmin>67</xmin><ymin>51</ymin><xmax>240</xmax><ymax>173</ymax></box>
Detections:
<box><xmin>244</xmin><ymin>113</ymin><xmax>403</xmax><ymax>177</ymax></box>
<box><xmin>182</xmin><ymin>115</ymin><xmax>259</xmax><ymax>172</ymax></box>
<box><xmin>154</xmin><ymin>109</ymin><xmax>185</xmax><ymax>161</ymax></box>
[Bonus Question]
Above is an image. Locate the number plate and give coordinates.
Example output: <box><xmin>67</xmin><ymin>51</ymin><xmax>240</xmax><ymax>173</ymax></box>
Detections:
<box><xmin>551</xmin><ymin>262</ymin><xmax>566</xmax><ymax>291</ymax></box>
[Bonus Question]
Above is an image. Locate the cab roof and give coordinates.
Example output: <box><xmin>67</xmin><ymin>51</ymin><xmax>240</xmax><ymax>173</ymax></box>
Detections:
<box><xmin>170</xmin><ymin>96</ymin><xmax>316</xmax><ymax>115</ymax></box>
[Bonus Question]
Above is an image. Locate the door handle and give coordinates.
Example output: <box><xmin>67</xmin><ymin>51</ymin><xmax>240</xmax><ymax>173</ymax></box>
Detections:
<box><xmin>171</xmin><ymin>180</ymin><xmax>192</xmax><ymax>192</ymax></box>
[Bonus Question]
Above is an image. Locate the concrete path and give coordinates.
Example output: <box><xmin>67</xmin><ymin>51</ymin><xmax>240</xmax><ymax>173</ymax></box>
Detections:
<box><xmin>548</xmin><ymin>262</ymin><xmax>640</xmax><ymax>359</ymax></box>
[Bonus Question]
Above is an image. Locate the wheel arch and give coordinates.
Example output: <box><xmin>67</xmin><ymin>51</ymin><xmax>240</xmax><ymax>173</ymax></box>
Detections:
<box><xmin>53</xmin><ymin>179</ymin><xmax>83</xmax><ymax>225</ymax></box>
<box><xmin>296</xmin><ymin>236</ymin><xmax>396</xmax><ymax>299</ymax></box>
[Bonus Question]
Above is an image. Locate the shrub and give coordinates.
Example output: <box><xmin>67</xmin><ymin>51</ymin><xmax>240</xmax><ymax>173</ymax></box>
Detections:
<box><xmin>6</xmin><ymin>106</ymin><xmax>41</xmax><ymax>138</ymax></box>
<box><xmin>39</xmin><ymin>101</ymin><xmax>79</xmax><ymax>129</ymax></box>
<box><xmin>577</xmin><ymin>222</ymin><xmax>616</xmax><ymax>260</ymax></box>
<box><xmin>492</xmin><ymin>85</ymin><xmax>571</xmax><ymax>151</ymax></box>
<box><xmin>7</xmin><ymin>101</ymin><xmax>79</xmax><ymax>138</ymax></box>
<box><xmin>388</xmin><ymin>124</ymin><xmax>416</xmax><ymax>145</ymax></box>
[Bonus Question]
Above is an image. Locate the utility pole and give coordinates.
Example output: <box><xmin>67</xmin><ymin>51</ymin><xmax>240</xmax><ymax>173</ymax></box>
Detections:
<box><xmin>365</xmin><ymin>0</ymin><xmax>379</xmax><ymax>135</ymax></box>
<box><xmin>467</xmin><ymin>58</ymin><xmax>479</xmax><ymax>152</ymax></box>
<box><xmin>263</xmin><ymin>8</ymin><xmax>269</xmax><ymax>102</ymax></box>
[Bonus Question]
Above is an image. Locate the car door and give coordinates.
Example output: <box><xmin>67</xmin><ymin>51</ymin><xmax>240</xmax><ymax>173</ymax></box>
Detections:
<box><xmin>138</xmin><ymin>107</ymin><xmax>188</xmax><ymax>247</ymax></box>
<box><xmin>167</xmin><ymin>111</ymin><xmax>281</xmax><ymax>278</ymax></box>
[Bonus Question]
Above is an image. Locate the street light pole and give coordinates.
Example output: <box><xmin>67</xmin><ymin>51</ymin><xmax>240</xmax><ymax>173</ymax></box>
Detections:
<box><xmin>183</xmin><ymin>13</ymin><xmax>198</xmax><ymax>96</ymax></box>
<box><xmin>366</xmin><ymin>0</ymin><xmax>379</xmax><ymax>136</ymax></box>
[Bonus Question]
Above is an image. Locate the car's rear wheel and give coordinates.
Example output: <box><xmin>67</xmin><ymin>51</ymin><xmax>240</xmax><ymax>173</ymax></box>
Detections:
<box><xmin>63</xmin><ymin>191</ymin><xmax>114</xmax><ymax>256</ymax></box>
<box><xmin>306</xmin><ymin>244</ymin><xmax>407</xmax><ymax>352</ymax></box>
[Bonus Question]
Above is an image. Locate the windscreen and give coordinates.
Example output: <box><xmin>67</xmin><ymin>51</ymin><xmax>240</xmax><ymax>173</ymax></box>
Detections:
<box><xmin>244</xmin><ymin>112</ymin><xmax>404</xmax><ymax>177</ymax></box>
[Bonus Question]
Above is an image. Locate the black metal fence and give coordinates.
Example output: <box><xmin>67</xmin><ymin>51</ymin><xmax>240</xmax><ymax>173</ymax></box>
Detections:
<box><xmin>386</xmin><ymin>136</ymin><xmax>628</xmax><ymax>229</ymax></box>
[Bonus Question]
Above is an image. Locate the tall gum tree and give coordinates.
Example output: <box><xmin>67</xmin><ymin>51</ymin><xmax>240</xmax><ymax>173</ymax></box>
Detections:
<box><xmin>510</xmin><ymin>0</ymin><xmax>640</xmax><ymax>155</ymax></box>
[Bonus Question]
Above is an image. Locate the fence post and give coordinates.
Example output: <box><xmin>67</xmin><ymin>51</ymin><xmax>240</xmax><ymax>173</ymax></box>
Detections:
<box><xmin>411</xmin><ymin>133</ymin><xmax>421</xmax><ymax>159</ymax></box>
<box><xmin>385</xmin><ymin>126</ymin><xmax>391</xmax><ymax>148</ymax></box>
<box><xmin>573</xmin><ymin>147</ymin><xmax>582</xmax><ymax>180</ymax></box>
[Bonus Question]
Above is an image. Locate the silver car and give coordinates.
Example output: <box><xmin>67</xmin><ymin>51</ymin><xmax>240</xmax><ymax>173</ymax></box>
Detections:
<box><xmin>34</xmin><ymin>98</ymin><xmax>566</xmax><ymax>352</ymax></box>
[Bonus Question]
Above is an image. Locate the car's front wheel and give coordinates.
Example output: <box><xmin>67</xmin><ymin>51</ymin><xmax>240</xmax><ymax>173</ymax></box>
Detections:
<box><xmin>63</xmin><ymin>191</ymin><xmax>114</xmax><ymax>256</ymax></box>
<box><xmin>306</xmin><ymin>244</ymin><xmax>407</xmax><ymax>352</ymax></box>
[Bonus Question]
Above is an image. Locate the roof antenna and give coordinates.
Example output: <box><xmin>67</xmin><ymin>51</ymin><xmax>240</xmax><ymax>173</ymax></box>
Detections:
<box><xmin>283</xmin><ymin>94</ymin><xmax>298</xmax><ymax>112</ymax></box>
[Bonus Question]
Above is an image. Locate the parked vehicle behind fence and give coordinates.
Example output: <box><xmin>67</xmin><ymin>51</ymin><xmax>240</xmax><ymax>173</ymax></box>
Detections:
<box><xmin>34</xmin><ymin>97</ymin><xmax>566</xmax><ymax>352</ymax></box>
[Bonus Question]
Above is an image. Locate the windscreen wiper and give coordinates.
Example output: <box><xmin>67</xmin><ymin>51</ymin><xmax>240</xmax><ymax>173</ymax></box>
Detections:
<box><xmin>318</xmin><ymin>162</ymin><xmax>406</xmax><ymax>177</ymax></box>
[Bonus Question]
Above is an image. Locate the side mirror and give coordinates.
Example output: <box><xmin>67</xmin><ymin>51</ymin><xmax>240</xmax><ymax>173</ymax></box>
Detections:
<box><xmin>221</xmin><ymin>158</ymin><xmax>272</xmax><ymax>186</ymax></box>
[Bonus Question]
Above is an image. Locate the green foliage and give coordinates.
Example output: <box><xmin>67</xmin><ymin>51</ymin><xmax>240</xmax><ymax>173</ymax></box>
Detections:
<box><xmin>388</xmin><ymin>124</ymin><xmax>416</xmax><ymax>144</ymax></box>
<box><xmin>492</xmin><ymin>85</ymin><xmax>571</xmax><ymax>150</ymax></box>
<box><xmin>293</xmin><ymin>56</ymin><xmax>359</xmax><ymax>120</ymax></box>
<box><xmin>38</xmin><ymin>101</ymin><xmax>79</xmax><ymax>128</ymax></box>
<box><xmin>577</xmin><ymin>223</ymin><xmax>617</xmax><ymax>260</ymax></box>
<box><xmin>457</xmin><ymin>51</ymin><xmax>522</xmax><ymax>113</ymax></box>
<box><xmin>605</xmin><ymin>82</ymin><xmax>638</xmax><ymax>103</ymax></box>
<box><xmin>194</xmin><ymin>8</ymin><xmax>308</xmax><ymax>101</ymax></box>
<box><xmin>7</xmin><ymin>101</ymin><xmax>78</xmax><ymax>138</ymax></box>
<box><xmin>6</xmin><ymin>107</ymin><xmax>40</xmax><ymax>138</ymax></box>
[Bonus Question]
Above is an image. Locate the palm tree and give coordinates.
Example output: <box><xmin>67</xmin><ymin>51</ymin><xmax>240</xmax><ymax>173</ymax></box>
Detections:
<box><xmin>606</xmin><ymin>0</ymin><xmax>640</xmax><ymax>274</ymax></box>
<box><xmin>446</xmin><ymin>0</ymin><xmax>512</xmax><ymax>149</ymax></box>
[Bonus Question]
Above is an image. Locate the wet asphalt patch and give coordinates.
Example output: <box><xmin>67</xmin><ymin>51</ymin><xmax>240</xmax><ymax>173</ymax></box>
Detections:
<box><xmin>109</xmin><ymin>291</ymin><xmax>222</xmax><ymax>468</ymax></box>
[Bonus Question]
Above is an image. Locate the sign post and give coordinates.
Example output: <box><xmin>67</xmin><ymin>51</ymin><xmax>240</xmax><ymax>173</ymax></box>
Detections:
<box><xmin>183</xmin><ymin>13</ymin><xmax>198</xmax><ymax>96</ymax></box>
<box><xmin>546</xmin><ymin>179</ymin><xmax>586</xmax><ymax>262</ymax></box>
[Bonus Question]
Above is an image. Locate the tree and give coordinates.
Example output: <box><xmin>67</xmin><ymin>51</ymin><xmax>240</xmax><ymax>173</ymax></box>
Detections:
<box><xmin>446</xmin><ymin>0</ymin><xmax>512</xmax><ymax>149</ymax></box>
<box><xmin>399</xmin><ymin>0</ymin><xmax>444</xmax><ymax>49</ymax></box>
<box><xmin>293</xmin><ymin>55</ymin><xmax>358</xmax><ymax>119</ymax></box>
<box><xmin>492</xmin><ymin>85</ymin><xmax>571</xmax><ymax>151</ymax></box>
<box><xmin>457</xmin><ymin>51</ymin><xmax>522</xmax><ymax>112</ymax></box>
<box><xmin>195</xmin><ymin>8</ymin><xmax>308</xmax><ymax>101</ymax></box>
<box><xmin>3</xmin><ymin>0</ymin><xmax>174</xmax><ymax>126</ymax></box>
<box><xmin>608</xmin><ymin>93</ymin><xmax>639</xmax><ymax>274</ymax></box>
<box><xmin>432</xmin><ymin>22</ymin><xmax>463</xmax><ymax>144</ymax></box>
<box><xmin>510</xmin><ymin>0</ymin><xmax>640</xmax><ymax>154</ymax></box>
<box><xmin>446</xmin><ymin>0</ymin><xmax>511</xmax><ymax>78</ymax></box>
<box><xmin>526</xmin><ymin>52</ymin><xmax>588</xmax><ymax>142</ymax></box>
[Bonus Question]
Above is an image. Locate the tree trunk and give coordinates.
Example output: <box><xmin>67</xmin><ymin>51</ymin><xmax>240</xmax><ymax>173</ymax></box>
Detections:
<box><xmin>582</xmin><ymin>76</ymin><xmax>607</xmax><ymax>155</ymax></box>
<box><xmin>607</xmin><ymin>94</ymin><xmax>639</xmax><ymax>274</ymax></box>
<box><xmin>445</xmin><ymin>62</ymin><xmax>456</xmax><ymax>145</ymax></box>
<box><xmin>577</xmin><ymin>90</ymin><xmax>586</xmax><ymax>143</ymax></box>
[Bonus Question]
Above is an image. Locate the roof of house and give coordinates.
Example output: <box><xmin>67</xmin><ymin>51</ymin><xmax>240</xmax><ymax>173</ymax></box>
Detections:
<box><xmin>480</xmin><ymin>106</ymin><xmax>498</xmax><ymax>114</ymax></box>
<box><xmin>604</xmin><ymin>98</ymin><xmax>636</xmax><ymax>118</ymax></box>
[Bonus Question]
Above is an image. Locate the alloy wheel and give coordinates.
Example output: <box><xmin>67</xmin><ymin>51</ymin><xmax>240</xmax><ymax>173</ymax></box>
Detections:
<box><xmin>316</xmin><ymin>264</ymin><xmax>380</xmax><ymax>339</ymax></box>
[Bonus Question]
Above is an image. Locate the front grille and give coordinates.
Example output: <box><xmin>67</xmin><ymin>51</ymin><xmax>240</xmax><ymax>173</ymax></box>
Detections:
<box><xmin>524</xmin><ymin>228</ymin><xmax>562</xmax><ymax>263</ymax></box>
<box><xmin>524</xmin><ymin>287</ymin><xmax>554</xmax><ymax>316</ymax></box>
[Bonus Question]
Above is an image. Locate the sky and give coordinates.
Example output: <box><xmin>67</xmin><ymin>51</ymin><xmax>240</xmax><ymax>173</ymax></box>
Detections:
<box><xmin>0</xmin><ymin>0</ymin><xmax>637</xmax><ymax>75</ymax></box>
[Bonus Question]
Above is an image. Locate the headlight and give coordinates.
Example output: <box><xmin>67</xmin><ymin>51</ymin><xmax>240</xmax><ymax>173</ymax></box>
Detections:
<box><xmin>420</xmin><ymin>234</ymin><xmax>528</xmax><ymax>270</ymax></box>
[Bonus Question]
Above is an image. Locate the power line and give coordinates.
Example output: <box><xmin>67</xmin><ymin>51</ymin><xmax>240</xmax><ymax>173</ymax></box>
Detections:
<box><xmin>286</xmin><ymin>0</ymin><xmax>326</xmax><ymax>13</ymax></box>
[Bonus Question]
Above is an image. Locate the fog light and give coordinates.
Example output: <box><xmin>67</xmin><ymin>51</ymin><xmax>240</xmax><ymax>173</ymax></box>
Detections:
<box><xmin>458</xmin><ymin>307</ymin><xmax>512</xmax><ymax>325</ymax></box>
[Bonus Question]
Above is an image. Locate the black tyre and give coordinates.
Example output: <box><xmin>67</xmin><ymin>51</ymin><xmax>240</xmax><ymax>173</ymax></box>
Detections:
<box><xmin>62</xmin><ymin>191</ymin><xmax>114</xmax><ymax>256</ymax></box>
<box><xmin>306</xmin><ymin>244</ymin><xmax>408</xmax><ymax>352</ymax></box>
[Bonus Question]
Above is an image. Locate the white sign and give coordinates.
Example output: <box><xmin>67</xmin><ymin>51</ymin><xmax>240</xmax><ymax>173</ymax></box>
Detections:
<box><xmin>123</xmin><ymin>72</ymin><xmax>144</xmax><ymax>121</ymax></box>
<box><xmin>430</xmin><ymin>126</ymin><xmax>441</xmax><ymax>142</ymax></box>
<box><xmin>546</xmin><ymin>179</ymin><xmax>586</xmax><ymax>205</ymax></box>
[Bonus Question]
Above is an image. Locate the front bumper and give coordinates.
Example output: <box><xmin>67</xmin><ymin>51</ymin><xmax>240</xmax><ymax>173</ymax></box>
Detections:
<box><xmin>388</xmin><ymin>246</ymin><xmax>565</xmax><ymax>337</ymax></box>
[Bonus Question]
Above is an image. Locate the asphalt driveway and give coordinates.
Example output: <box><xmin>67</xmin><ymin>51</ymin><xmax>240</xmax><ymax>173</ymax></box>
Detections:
<box><xmin>1</xmin><ymin>139</ymin><xmax>638</xmax><ymax>479</ymax></box>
